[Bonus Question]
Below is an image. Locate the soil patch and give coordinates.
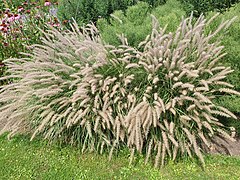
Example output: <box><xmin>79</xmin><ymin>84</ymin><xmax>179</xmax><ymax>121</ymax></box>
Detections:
<box><xmin>206</xmin><ymin>136</ymin><xmax>240</xmax><ymax>156</ymax></box>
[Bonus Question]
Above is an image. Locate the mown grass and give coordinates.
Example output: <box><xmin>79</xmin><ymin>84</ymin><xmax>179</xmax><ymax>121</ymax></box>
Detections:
<box><xmin>0</xmin><ymin>134</ymin><xmax>240</xmax><ymax>180</ymax></box>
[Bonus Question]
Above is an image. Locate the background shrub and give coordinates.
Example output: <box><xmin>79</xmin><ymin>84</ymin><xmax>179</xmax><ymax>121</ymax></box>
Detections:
<box><xmin>140</xmin><ymin>0</ymin><xmax>166</xmax><ymax>6</ymax></box>
<box><xmin>57</xmin><ymin>0</ymin><xmax>166</xmax><ymax>27</ymax></box>
<box><xmin>205</xmin><ymin>4</ymin><xmax>240</xmax><ymax>116</ymax></box>
<box><xmin>57</xmin><ymin>0</ymin><xmax>134</xmax><ymax>26</ymax></box>
<box><xmin>179</xmin><ymin>0</ymin><xmax>240</xmax><ymax>17</ymax></box>
<box><xmin>98</xmin><ymin>0</ymin><xmax>185</xmax><ymax>47</ymax></box>
<box><xmin>203</xmin><ymin>4</ymin><xmax>240</xmax><ymax>134</ymax></box>
<box><xmin>0</xmin><ymin>15</ymin><xmax>239</xmax><ymax>167</ymax></box>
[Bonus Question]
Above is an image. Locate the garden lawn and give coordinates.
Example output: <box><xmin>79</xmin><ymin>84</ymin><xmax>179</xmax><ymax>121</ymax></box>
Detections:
<box><xmin>0</xmin><ymin>134</ymin><xmax>240</xmax><ymax>180</ymax></box>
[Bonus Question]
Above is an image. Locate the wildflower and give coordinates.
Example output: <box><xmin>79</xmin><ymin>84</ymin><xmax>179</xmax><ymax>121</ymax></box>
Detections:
<box><xmin>2</xmin><ymin>28</ymin><xmax>8</xmax><ymax>33</ymax></box>
<box><xmin>0</xmin><ymin>23</ymin><xmax>8</xmax><ymax>33</ymax></box>
<box><xmin>7</xmin><ymin>17</ymin><xmax>15</xmax><ymax>22</ymax></box>
<box><xmin>3</xmin><ymin>42</ymin><xmax>8</xmax><ymax>47</ymax></box>
<box><xmin>14</xmin><ymin>14</ymin><xmax>21</xmax><ymax>20</ymax></box>
<box><xmin>44</xmin><ymin>1</ymin><xmax>51</xmax><ymax>6</ymax></box>
<box><xmin>5</xmin><ymin>8</ymin><xmax>10</xmax><ymax>13</ymax></box>
<box><xmin>0</xmin><ymin>62</ymin><xmax>5</xmax><ymax>67</ymax></box>
<box><xmin>22</xmin><ymin>2</ymin><xmax>28</xmax><ymax>6</ymax></box>
<box><xmin>0</xmin><ymin>23</ymin><xmax>8</xmax><ymax>28</ymax></box>
<box><xmin>52</xmin><ymin>23</ymin><xmax>60</xmax><ymax>27</ymax></box>
<box><xmin>62</xmin><ymin>20</ymin><xmax>69</xmax><ymax>25</ymax></box>
<box><xmin>17</xmin><ymin>6</ymin><xmax>24</xmax><ymax>13</ymax></box>
<box><xmin>54</xmin><ymin>17</ymin><xmax>59</xmax><ymax>23</ymax></box>
<box><xmin>25</xmin><ymin>10</ymin><xmax>31</xmax><ymax>14</ymax></box>
<box><xmin>35</xmin><ymin>14</ymin><xmax>41</xmax><ymax>19</ymax></box>
<box><xmin>20</xmin><ymin>14</ymin><xmax>28</xmax><ymax>22</ymax></box>
<box><xmin>7</xmin><ymin>14</ymin><xmax>15</xmax><ymax>22</ymax></box>
<box><xmin>49</xmin><ymin>7</ymin><xmax>57</xmax><ymax>17</ymax></box>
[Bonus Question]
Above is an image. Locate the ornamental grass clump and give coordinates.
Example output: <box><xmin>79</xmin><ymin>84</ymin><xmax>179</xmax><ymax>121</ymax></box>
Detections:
<box><xmin>0</xmin><ymin>14</ymin><xmax>239</xmax><ymax>168</ymax></box>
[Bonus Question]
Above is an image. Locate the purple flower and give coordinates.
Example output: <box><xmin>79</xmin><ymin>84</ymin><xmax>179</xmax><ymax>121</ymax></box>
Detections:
<box><xmin>49</xmin><ymin>7</ymin><xmax>58</xmax><ymax>17</ymax></box>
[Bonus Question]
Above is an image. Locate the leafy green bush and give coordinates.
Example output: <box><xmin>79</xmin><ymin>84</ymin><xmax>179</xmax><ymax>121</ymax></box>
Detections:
<box><xmin>98</xmin><ymin>0</ymin><xmax>185</xmax><ymax>47</ymax></box>
<box><xmin>141</xmin><ymin>0</ymin><xmax>166</xmax><ymax>6</ymax></box>
<box><xmin>0</xmin><ymin>15</ymin><xmax>239</xmax><ymax>168</ymax></box>
<box><xmin>57</xmin><ymin>0</ymin><xmax>166</xmax><ymax>27</ymax></box>
<box><xmin>206</xmin><ymin>4</ymin><xmax>240</xmax><ymax>114</ymax></box>
<box><xmin>57</xmin><ymin>0</ymin><xmax>133</xmax><ymax>26</ymax></box>
<box><xmin>179</xmin><ymin>0</ymin><xmax>240</xmax><ymax>17</ymax></box>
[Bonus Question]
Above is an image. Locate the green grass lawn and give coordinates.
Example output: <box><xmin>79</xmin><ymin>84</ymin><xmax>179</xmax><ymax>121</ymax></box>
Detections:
<box><xmin>0</xmin><ymin>134</ymin><xmax>240</xmax><ymax>180</ymax></box>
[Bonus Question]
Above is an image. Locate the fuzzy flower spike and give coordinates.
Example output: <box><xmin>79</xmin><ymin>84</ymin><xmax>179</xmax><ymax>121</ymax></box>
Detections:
<box><xmin>0</xmin><ymin>15</ymin><xmax>239</xmax><ymax>168</ymax></box>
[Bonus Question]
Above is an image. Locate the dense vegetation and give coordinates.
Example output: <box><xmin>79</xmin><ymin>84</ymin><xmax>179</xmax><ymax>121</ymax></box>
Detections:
<box><xmin>0</xmin><ymin>0</ymin><xmax>61</xmax><ymax>85</ymax></box>
<box><xmin>98</xmin><ymin>0</ymin><xmax>240</xmax><ymax>116</ymax></box>
<box><xmin>0</xmin><ymin>0</ymin><xmax>239</xmax><ymax>173</ymax></box>
<box><xmin>98</xmin><ymin>0</ymin><xmax>185</xmax><ymax>47</ymax></box>
<box><xmin>57</xmin><ymin>0</ymin><xmax>167</xmax><ymax>26</ymax></box>
<box><xmin>206</xmin><ymin>3</ymin><xmax>240</xmax><ymax>115</ymax></box>
<box><xmin>57</xmin><ymin>0</ymin><xmax>240</xmax><ymax>26</ymax></box>
<box><xmin>180</xmin><ymin>0</ymin><xmax>240</xmax><ymax>16</ymax></box>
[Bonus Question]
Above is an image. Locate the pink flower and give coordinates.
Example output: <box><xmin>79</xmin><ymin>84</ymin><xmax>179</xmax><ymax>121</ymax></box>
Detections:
<box><xmin>5</xmin><ymin>8</ymin><xmax>10</xmax><ymax>13</ymax></box>
<box><xmin>0</xmin><ymin>23</ymin><xmax>8</xmax><ymax>33</ymax></box>
<box><xmin>17</xmin><ymin>6</ymin><xmax>24</xmax><ymax>12</ymax></box>
<box><xmin>35</xmin><ymin>14</ymin><xmax>41</xmax><ymax>19</ymax></box>
<box><xmin>25</xmin><ymin>9</ymin><xmax>31</xmax><ymax>14</ymax></box>
<box><xmin>3</xmin><ymin>28</ymin><xmax>8</xmax><ymax>33</ymax></box>
<box><xmin>44</xmin><ymin>1</ymin><xmax>51</xmax><ymax>6</ymax></box>
<box><xmin>0</xmin><ymin>23</ymin><xmax>8</xmax><ymax>28</ymax></box>
<box><xmin>0</xmin><ymin>62</ymin><xmax>5</xmax><ymax>67</ymax></box>
<box><xmin>6</xmin><ymin>14</ymin><xmax>21</xmax><ymax>22</ymax></box>
<box><xmin>22</xmin><ymin>1</ymin><xmax>28</xmax><ymax>6</ymax></box>
<box><xmin>52</xmin><ymin>23</ymin><xmax>60</xmax><ymax>27</ymax></box>
<box><xmin>14</xmin><ymin>14</ymin><xmax>21</xmax><ymax>20</ymax></box>
<box><xmin>3</xmin><ymin>42</ymin><xmax>8</xmax><ymax>47</ymax></box>
<box><xmin>8</xmin><ymin>16</ymin><xmax>15</xmax><ymax>22</ymax></box>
